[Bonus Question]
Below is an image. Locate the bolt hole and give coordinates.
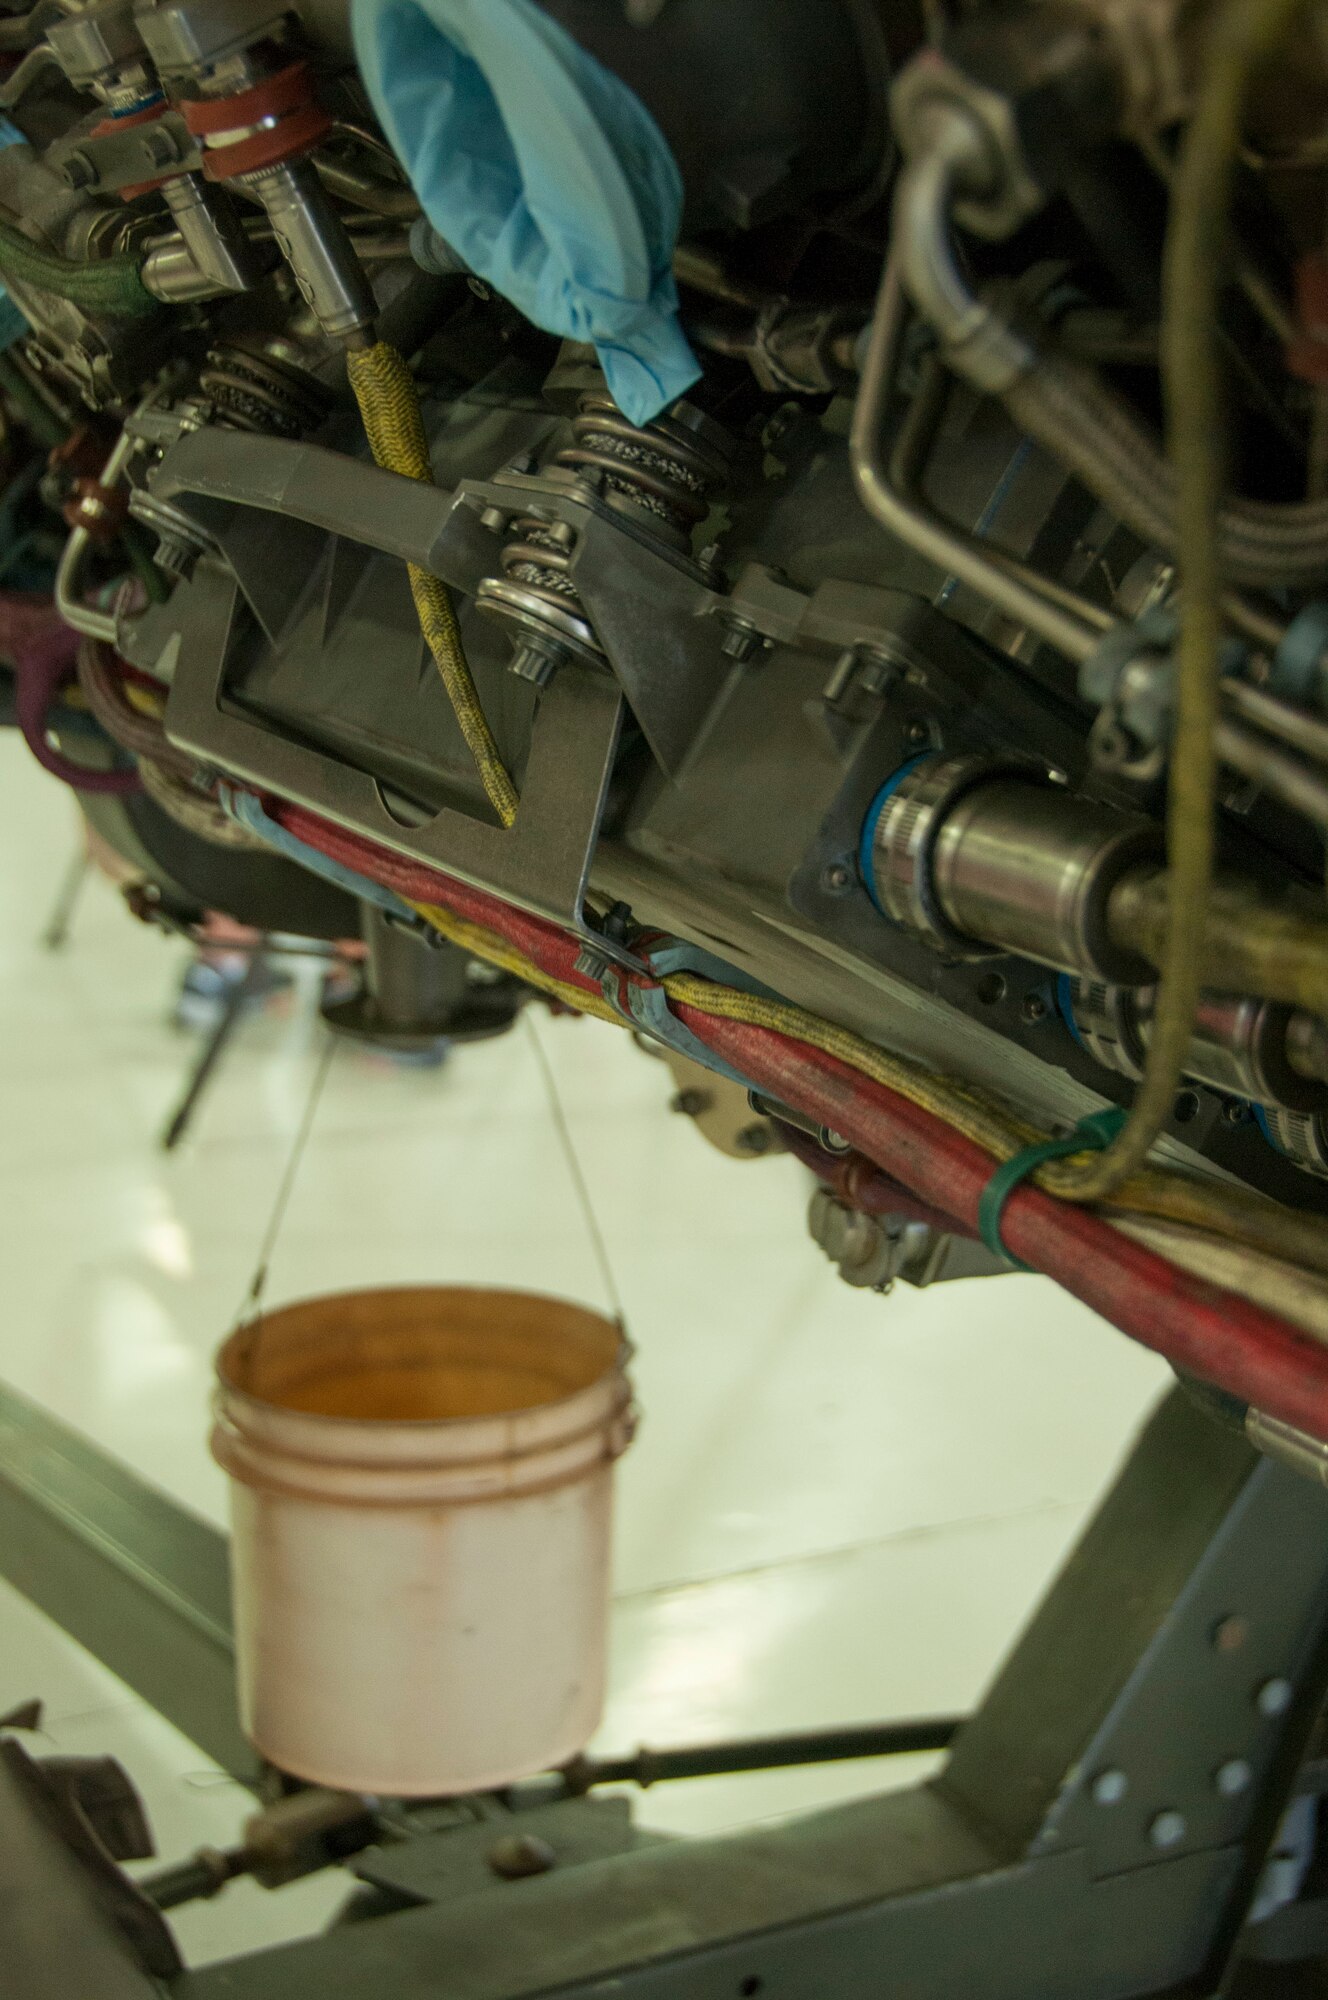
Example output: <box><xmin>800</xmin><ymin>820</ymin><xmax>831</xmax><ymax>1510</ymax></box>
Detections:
<box><xmin>1174</xmin><ymin>1090</ymin><xmax>1201</xmax><ymax>1125</ymax></box>
<box><xmin>739</xmin><ymin>1981</ymin><xmax>764</xmax><ymax>1997</ymax></box>
<box><xmin>976</xmin><ymin>973</ymin><xmax>1007</xmax><ymax>1006</ymax></box>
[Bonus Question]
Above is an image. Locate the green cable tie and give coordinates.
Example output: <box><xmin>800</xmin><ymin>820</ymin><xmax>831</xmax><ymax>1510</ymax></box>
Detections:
<box><xmin>977</xmin><ymin>1106</ymin><xmax>1128</xmax><ymax>1271</ymax></box>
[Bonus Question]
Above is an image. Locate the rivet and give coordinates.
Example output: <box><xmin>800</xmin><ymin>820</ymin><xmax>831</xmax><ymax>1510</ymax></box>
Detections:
<box><xmin>1212</xmin><ymin>1615</ymin><xmax>1249</xmax><ymax>1653</ymax></box>
<box><xmin>1150</xmin><ymin>1810</ymin><xmax>1187</xmax><ymax>1849</ymax></box>
<box><xmin>1215</xmin><ymin>1759</ymin><xmax>1252</xmax><ymax>1796</ymax></box>
<box><xmin>1091</xmin><ymin>1768</ymin><xmax>1128</xmax><ymax>1806</ymax></box>
<box><xmin>1257</xmin><ymin>1677</ymin><xmax>1293</xmax><ymax>1718</ymax></box>
<box><xmin>488</xmin><ymin>1833</ymin><xmax>557</xmax><ymax>1880</ymax></box>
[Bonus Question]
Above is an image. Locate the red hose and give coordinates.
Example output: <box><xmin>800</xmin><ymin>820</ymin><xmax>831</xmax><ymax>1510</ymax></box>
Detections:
<box><xmin>680</xmin><ymin>1007</ymin><xmax>1328</xmax><ymax>1440</ymax></box>
<box><xmin>272</xmin><ymin>800</ymin><xmax>1328</xmax><ymax>1439</ymax></box>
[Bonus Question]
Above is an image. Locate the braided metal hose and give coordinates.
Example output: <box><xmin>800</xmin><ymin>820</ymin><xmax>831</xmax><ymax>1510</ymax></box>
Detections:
<box><xmin>346</xmin><ymin>341</ymin><xmax>519</xmax><ymax>827</ymax></box>
<box><xmin>1003</xmin><ymin>345</ymin><xmax>1328</xmax><ymax>592</ymax></box>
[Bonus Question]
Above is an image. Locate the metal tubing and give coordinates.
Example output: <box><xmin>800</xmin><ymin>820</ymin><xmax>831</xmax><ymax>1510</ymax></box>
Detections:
<box><xmin>1224</xmin><ymin>678</ymin><xmax>1328</xmax><ymax>769</ymax></box>
<box><xmin>1216</xmin><ymin>716</ymin><xmax>1328</xmax><ymax>830</ymax></box>
<box><xmin>54</xmin><ymin>426</ymin><xmax>135</xmax><ymax>642</ymax></box>
<box><xmin>849</xmin><ymin>248</ymin><xmax>1100</xmax><ymax>665</ymax></box>
<box><xmin>892</xmin><ymin>140</ymin><xmax>1037</xmax><ymax>395</ymax></box>
<box><xmin>573</xmin><ymin>1718</ymin><xmax>963</xmax><ymax>1791</ymax></box>
<box><xmin>889</xmin><ymin>351</ymin><xmax>1116</xmax><ymax>636</ymax></box>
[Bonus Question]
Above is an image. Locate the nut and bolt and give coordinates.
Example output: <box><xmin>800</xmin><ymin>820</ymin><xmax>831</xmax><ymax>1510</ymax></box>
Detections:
<box><xmin>143</xmin><ymin>127</ymin><xmax>182</xmax><ymax>167</ymax></box>
<box><xmin>720</xmin><ymin>620</ymin><xmax>763</xmax><ymax>664</ymax></box>
<box><xmin>509</xmin><ymin>641</ymin><xmax>561</xmax><ymax>688</ymax></box>
<box><xmin>1149</xmin><ymin>1810</ymin><xmax>1188</xmax><ymax>1849</ymax></box>
<box><xmin>1257</xmin><ymin>1677</ymin><xmax>1293</xmax><ymax>1717</ymax></box>
<box><xmin>1090</xmin><ymin>1768</ymin><xmax>1128</xmax><ymax>1807</ymax></box>
<box><xmin>62</xmin><ymin>151</ymin><xmax>97</xmax><ymax>190</ymax></box>
<box><xmin>1215</xmin><ymin>1759</ymin><xmax>1252</xmax><ymax>1797</ymax></box>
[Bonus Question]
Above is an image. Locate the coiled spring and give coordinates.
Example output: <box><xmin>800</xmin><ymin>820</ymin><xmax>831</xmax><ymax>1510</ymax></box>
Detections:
<box><xmin>497</xmin><ymin>515</ymin><xmax>581</xmax><ymax>622</ymax></box>
<box><xmin>198</xmin><ymin>339</ymin><xmax>333</xmax><ymax>438</ymax></box>
<box><xmin>552</xmin><ymin>393</ymin><xmax>726</xmax><ymax>541</ymax></box>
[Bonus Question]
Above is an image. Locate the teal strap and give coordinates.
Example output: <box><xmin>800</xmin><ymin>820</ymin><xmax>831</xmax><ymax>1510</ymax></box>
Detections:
<box><xmin>977</xmin><ymin>1107</ymin><xmax>1128</xmax><ymax>1270</ymax></box>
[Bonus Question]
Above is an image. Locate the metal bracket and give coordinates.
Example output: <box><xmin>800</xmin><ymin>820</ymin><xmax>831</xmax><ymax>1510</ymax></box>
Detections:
<box><xmin>162</xmin><ymin>562</ymin><xmax>631</xmax><ymax>954</ymax></box>
<box><xmin>152</xmin><ymin>431</ymin><xmax>732</xmax><ymax>780</ymax></box>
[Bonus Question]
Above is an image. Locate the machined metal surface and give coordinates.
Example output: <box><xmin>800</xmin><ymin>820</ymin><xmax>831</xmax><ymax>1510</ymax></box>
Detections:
<box><xmin>1147</xmin><ymin>990</ymin><xmax>1328</xmax><ymax>1113</ymax></box>
<box><xmin>1262</xmin><ymin>1107</ymin><xmax>1328</xmax><ymax>1181</ymax></box>
<box><xmin>233</xmin><ymin>157</ymin><xmax>377</xmax><ymax>342</ymax></box>
<box><xmin>930</xmin><ymin>776</ymin><xmax>1162</xmax><ymax>981</ymax></box>
<box><xmin>161</xmin><ymin>175</ymin><xmax>261</xmax><ymax>294</ymax></box>
<box><xmin>869</xmin><ymin>752</ymin><xmax>1027</xmax><ymax>958</ymax></box>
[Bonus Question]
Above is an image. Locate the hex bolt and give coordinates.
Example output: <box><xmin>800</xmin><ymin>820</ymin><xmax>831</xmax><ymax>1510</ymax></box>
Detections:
<box><xmin>509</xmin><ymin>641</ymin><xmax>561</xmax><ymax>688</ymax></box>
<box><xmin>1215</xmin><ymin>1759</ymin><xmax>1252</xmax><ymax>1797</ymax></box>
<box><xmin>671</xmin><ymin>1088</ymin><xmax>712</xmax><ymax>1118</ymax></box>
<box><xmin>1257</xmin><ymin>1677</ymin><xmax>1293</xmax><ymax>1717</ymax></box>
<box><xmin>61</xmin><ymin>152</ymin><xmax>97</xmax><ymax>190</ymax></box>
<box><xmin>143</xmin><ymin>127</ymin><xmax>181</xmax><ymax>167</ymax></box>
<box><xmin>1149</xmin><ymin>1810</ymin><xmax>1188</xmax><ymax>1849</ymax></box>
<box><xmin>1091</xmin><ymin>1768</ymin><xmax>1128</xmax><ymax>1807</ymax></box>
<box><xmin>721</xmin><ymin>621</ymin><xmax>761</xmax><ymax>663</ymax></box>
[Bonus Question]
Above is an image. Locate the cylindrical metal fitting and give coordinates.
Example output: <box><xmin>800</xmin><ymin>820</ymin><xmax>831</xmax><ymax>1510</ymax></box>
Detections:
<box><xmin>1065</xmin><ymin>980</ymin><xmax>1328</xmax><ymax>1111</ymax></box>
<box><xmin>236</xmin><ymin>157</ymin><xmax>377</xmax><ymax>342</ymax></box>
<box><xmin>1143</xmin><ymin>991</ymin><xmax>1328</xmax><ymax>1113</ymax></box>
<box><xmin>1065</xmin><ymin>977</ymin><xmax>1146</xmax><ymax>1080</ymax></box>
<box><xmin>1287</xmin><ymin>1011</ymin><xmax>1328</xmax><ymax>1088</ymax></box>
<box><xmin>865</xmin><ymin>755</ymin><xmax>1162</xmax><ymax>978</ymax></box>
<box><xmin>866</xmin><ymin>753</ymin><xmax>1029</xmax><ymax>960</ymax></box>
<box><xmin>933</xmin><ymin>778</ymin><xmax>1160</xmax><ymax>980</ymax></box>
<box><xmin>1260</xmin><ymin>1106</ymin><xmax>1328</xmax><ymax>1181</ymax></box>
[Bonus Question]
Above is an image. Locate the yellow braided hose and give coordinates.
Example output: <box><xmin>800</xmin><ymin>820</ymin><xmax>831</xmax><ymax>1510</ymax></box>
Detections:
<box><xmin>408</xmin><ymin>895</ymin><xmax>1328</xmax><ymax>1282</ymax></box>
<box><xmin>347</xmin><ymin>343</ymin><xmax>520</xmax><ymax>827</ymax></box>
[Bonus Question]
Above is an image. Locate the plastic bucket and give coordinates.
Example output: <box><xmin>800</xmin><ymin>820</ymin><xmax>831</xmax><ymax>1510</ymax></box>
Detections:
<box><xmin>211</xmin><ymin>1286</ymin><xmax>635</xmax><ymax>1796</ymax></box>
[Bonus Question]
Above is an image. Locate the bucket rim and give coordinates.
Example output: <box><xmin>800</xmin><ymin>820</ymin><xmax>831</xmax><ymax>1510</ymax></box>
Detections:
<box><xmin>214</xmin><ymin>1283</ymin><xmax>632</xmax><ymax>1432</ymax></box>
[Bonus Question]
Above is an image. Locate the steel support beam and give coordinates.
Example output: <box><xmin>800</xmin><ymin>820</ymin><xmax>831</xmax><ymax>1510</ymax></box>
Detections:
<box><xmin>0</xmin><ymin>1383</ymin><xmax>253</xmax><ymax>1783</ymax></box>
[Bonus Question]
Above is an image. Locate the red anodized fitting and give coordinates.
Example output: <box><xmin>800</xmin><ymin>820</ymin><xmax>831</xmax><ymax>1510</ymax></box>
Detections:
<box><xmin>181</xmin><ymin>61</ymin><xmax>332</xmax><ymax>180</ymax></box>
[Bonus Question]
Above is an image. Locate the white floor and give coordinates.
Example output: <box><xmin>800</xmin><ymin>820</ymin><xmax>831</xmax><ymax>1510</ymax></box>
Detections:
<box><xmin>0</xmin><ymin>731</ymin><xmax>1169</xmax><ymax>1968</ymax></box>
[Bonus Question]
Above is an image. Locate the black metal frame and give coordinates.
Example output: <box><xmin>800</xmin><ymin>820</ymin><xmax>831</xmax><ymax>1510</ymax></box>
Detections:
<box><xmin>6</xmin><ymin>1383</ymin><xmax>1328</xmax><ymax>1996</ymax></box>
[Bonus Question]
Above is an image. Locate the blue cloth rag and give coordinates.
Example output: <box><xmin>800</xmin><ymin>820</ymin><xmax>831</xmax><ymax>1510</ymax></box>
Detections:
<box><xmin>350</xmin><ymin>0</ymin><xmax>700</xmax><ymax>425</ymax></box>
<box><xmin>0</xmin><ymin>116</ymin><xmax>28</xmax><ymax>352</ymax></box>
